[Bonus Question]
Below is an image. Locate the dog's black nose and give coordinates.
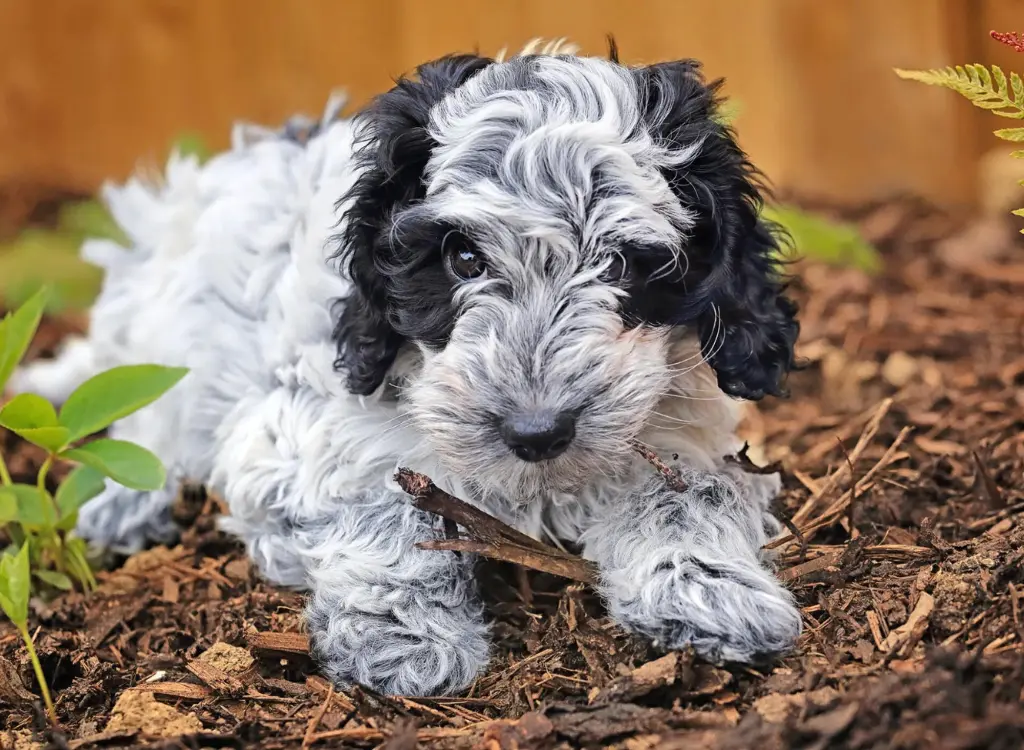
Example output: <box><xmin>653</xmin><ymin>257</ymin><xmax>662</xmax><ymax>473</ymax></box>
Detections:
<box><xmin>500</xmin><ymin>411</ymin><xmax>576</xmax><ymax>462</ymax></box>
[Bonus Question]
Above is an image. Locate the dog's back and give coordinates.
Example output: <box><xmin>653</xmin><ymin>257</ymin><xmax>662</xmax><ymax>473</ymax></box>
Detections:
<box><xmin>10</xmin><ymin>100</ymin><xmax>361</xmax><ymax>548</ymax></box>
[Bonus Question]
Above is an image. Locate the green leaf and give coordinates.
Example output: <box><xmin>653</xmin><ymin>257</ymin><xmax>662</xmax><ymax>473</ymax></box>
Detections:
<box><xmin>55</xmin><ymin>465</ymin><xmax>106</xmax><ymax>520</ymax></box>
<box><xmin>56</xmin><ymin>200</ymin><xmax>128</xmax><ymax>245</ymax></box>
<box><xmin>994</xmin><ymin>127</ymin><xmax>1024</xmax><ymax>141</ymax></box>
<box><xmin>0</xmin><ymin>393</ymin><xmax>70</xmax><ymax>452</ymax></box>
<box><xmin>0</xmin><ymin>543</ymin><xmax>31</xmax><ymax>626</ymax></box>
<box><xmin>172</xmin><ymin>131</ymin><xmax>212</xmax><ymax>163</ymax></box>
<box><xmin>895</xmin><ymin>65</ymin><xmax>1024</xmax><ymax>118</ymax></box>
<box><xmin>59</xmin><ymin>364</ymin><xmax>188</xmax><ymax>441</ymax></box>
<box><xmin>0</xmin><ymin>491</ymin><xmax>17</xmax><ymax>523</ymax></box>
<box><xmin>33</xmin><ymin>569</ymin><xmax>73</xmax><ymax>591</ymax></box>
<box><xmin>7</xmin><ymin>484</ymin><xmax>56</xmax><ymax>530</ymax></box>
<box><xmin>63</xmin><ymin>536</ymin><xmax>96</xmax><ymax>591</ymax></box>
<box><xmin>55</xmin><ymin>509</ymin><xmax>78</xmax><ymax>533</ymax></box>
<box><xmin>0</xmin><ymin>286</ymin><xmax>48</xmax><ymax>393</ymax></box>
<box><xmin>761</xmin><ymin>204</ymin><xmax>882</xmax><ymax>273</ymax></box>
<box><xmin>975</xmin><ymin>64</ymin><xmax>993</xmax><ymax>89</ymax></box>
<box><xmin>713</xmin><ymin>99</ymin><xmax>743</xmax><ymax>128</ymax></box>
<box><xmin>993</xmin><ymin>65</ymin><xmax>1008</xmax><ymax>96</ymax></box>
<box><xmin>61</xmin><ymin>439</ymin><xmax>166</xmax><ymax>491</ymax></box>
<box><xmin>1011</xmin><ymin>208</ymin><xmax>1024</xmax><ymax>217</ymax></box>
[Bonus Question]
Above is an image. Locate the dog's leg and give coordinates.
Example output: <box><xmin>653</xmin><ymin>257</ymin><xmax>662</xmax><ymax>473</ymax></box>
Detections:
<box><xmin>580</xmin><ymin>464</ymin><xmax>802</xmax><ymax>664</ymax></box>
<box><xmin>213</xmin><ymin>388</ymin><xmax>490</xmax><ymax>696</ymax></box>
<box><xmin>299</xmin><ymin>492</ymin><xmax>490</xmax><ymax>696</ymax></box>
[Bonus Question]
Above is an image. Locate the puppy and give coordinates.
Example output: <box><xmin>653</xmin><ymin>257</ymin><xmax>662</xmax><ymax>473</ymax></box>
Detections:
<box><xmin>10</xmin><ymin>41</ymin><xmax>802</xmax><ymax>696</ymax></box>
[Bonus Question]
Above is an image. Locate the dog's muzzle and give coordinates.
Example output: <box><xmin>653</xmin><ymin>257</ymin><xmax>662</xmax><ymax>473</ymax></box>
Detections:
<box><xmin>498</xmin><ymin>410</ymin><xmax>577</xmax><ymax>462</ymax></box>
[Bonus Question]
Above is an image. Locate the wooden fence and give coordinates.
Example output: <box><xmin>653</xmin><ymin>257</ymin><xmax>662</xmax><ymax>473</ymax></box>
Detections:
<box><xmin>1</xmin><ymin>0</ymin><xmax>1022</xmax><ymax>209</ymax></box>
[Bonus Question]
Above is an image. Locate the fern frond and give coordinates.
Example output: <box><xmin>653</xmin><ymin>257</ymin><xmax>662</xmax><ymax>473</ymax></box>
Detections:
<box><xmin>994</xmin><ymin>127</ymin><xmax>1024</xmax><ymax>141</ymax></box>
<box><xmin>895</xmin><ymin>65</ymin><xmax>1024</xmax><ymax>118</ymax></box>
<box><xmin>1012</xmin><ymin>208</ymin><xmax>1024</xmax><ymax>234</ymax></box>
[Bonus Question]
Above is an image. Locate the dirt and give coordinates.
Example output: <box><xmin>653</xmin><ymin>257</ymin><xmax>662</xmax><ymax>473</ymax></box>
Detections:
<box><xmin>1</xmin><ymin>193</ymin><xmax>1024</xmax><ymax>749</ymax></box>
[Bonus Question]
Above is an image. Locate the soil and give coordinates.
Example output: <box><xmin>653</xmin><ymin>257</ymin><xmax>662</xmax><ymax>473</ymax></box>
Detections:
<box><xmin>2</xmin><ymin>193</ymin><xmax>1024</xmax><ymax>749</ymax></box>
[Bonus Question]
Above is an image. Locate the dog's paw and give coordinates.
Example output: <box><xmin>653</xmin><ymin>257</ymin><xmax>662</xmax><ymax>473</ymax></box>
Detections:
<box><xmin>306</xmin><ymin>597</ymin><xmax>490</xmax><ymax>696</ymax></box>
<box><xmin>608</xmin><ymin>556</ymin><xmax>802</xmax><ymax>665</ymax></box>
<box><xmin>75</xmin><ymin>483</ymin><xmax>178</xmax><ymax>555</ymax></box>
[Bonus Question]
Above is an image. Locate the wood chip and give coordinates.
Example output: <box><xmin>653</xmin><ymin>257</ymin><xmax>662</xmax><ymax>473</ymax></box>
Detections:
<box><xmin>247</xmin><ymin>631</ymin><xmax>311</xmax><ymax>656</ymax></box>
<box><xmin>880</xmin><ymin>592</ymin><xmax>935</xmax><ymax>653</ymax></box>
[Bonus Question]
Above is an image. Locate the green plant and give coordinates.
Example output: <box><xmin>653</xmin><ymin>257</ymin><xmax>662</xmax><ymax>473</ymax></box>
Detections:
<box><xmin>762</xmin><ymin>204</ymin><xmax>882</xmax><ymax>273</ymax></box>
<box><xmin>1</xmin><ymin>287</ymin><xmax>187</xmax><ymax>593</ymax></box>
<box><xmin>0</xmin><ymin>132</ymin><xmax>212</xmax><ymax>313</ymax></box>
<box><xmin>0</xmin><ymin>286</ymin><xmax>187</xmax><ymax>719</ymax></box>
<box><xmin>895</xmin><ymin>30</ymin><xmax>1024</xmax><ymax>231</ymax></box>
<box><xmin>0</xmin><ymin>543</ymin><xmax>54</xmax><ymax>722</ymax></box>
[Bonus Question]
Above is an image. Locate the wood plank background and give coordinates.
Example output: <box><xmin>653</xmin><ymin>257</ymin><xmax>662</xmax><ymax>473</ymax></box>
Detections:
<box><xmin>0</xmin><ymin>0</ymin><xmax>1019</xmax><ymax>208</ymax></box>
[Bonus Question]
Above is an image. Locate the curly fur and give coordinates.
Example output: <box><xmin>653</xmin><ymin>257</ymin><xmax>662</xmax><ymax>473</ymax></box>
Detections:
<box><xmin>8</xmin><ymin>42</ymin><xmax>801</xmax><ymax>696</ymax></box>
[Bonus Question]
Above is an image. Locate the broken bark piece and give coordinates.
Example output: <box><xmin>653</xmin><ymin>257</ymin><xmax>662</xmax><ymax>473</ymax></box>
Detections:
<box><xmin>247</xmin><ymin>631</ymin><xmax>311</xmax><ymax>656</ymax></box>
<box><xmin>395</xmin><ymin>468</ymin><xmax>600</xmax><ymax>584</ymax></box>
<box><xmin>185</xmin><ymin>657</ymin><xmax>247</xmax><ymax>697</ymax></box>
<box><xmin>128</xmin><ymin>682</ymin><xmax>211</xmax><ymax>701</ymax></box>
<box><xmin>0</xmin><ymin>654</ymin><xmax>36</xmax><ymax>705</ymax></box>
<box><xmin>880</xmin><ymin>592</ymin><xmax>934</xmax><ymax>654</ymax></box>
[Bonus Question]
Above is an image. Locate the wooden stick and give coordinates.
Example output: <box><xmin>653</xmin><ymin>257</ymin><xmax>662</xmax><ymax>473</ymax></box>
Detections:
<box><xmin>417</xmin><ymin>539</ymin><xmax>598</xmax><ymax>585</ymax></box>
<box><xmin>395</xmin><ymin>468</ymin><xmax>599</xmax><ymax>584</ymax></box>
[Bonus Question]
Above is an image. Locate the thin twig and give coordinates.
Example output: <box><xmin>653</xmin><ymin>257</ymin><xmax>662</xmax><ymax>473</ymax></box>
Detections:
<box><xmin>395</xmin><ymin>468</ymin><xmax>599</xmax><ymax>584</ymax></box>
<box><xmin>629</xmin><ymin>440</ymin><xmax>688</xmax><ymax>491</ymax></box>
<box><xmin>791</xmin><ymin>398</ymin><xmax>893</xmax><ymax>527</ymax></box>
<box><xmin>302</xmin><ymin>683</ymin><xmax>335</xmax><ymax>748</ymax></box>
<box><xmin>418</xmin><ymin>539</ymin><xmax>597</xmax><ymax>584</ymax></box>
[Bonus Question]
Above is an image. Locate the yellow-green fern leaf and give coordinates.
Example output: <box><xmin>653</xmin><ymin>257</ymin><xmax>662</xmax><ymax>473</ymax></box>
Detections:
<box><xmin>995</xmin><ymin>127</ymin><xmax>1024</xmax><ymax>141</ymax></box>
<box><xmin>1012</xmin><ymin>208</ymin><xmax>1024</xmax><ymax>234</ymax></box>
<box><xmin>895</xmin><ymin>65</ymin><xmax>1024</xmax><ymax>118</ymax></box>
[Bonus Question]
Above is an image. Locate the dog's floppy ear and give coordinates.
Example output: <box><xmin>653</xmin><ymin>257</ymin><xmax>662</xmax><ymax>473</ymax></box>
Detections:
<box><xmin>632</xmin><ymin>60</ymin><xmax>799</xmax><ymax>401</ymax></box>
<box><xmin>333</xmin><ymin>54</ymin><xmax>494</xmax><ymax>395</ymax></box>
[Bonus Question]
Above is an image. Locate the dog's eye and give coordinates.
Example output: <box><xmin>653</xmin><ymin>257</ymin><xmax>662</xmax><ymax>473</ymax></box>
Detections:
<box><xmin>444</xmin><ymin>235</ymin><xmax>486</xmax><ymax>280</ymax></box>
<box><xmin>599</xmin><ymin>255</ymin><xmax>630</xmax><ymax>284</ymax></box>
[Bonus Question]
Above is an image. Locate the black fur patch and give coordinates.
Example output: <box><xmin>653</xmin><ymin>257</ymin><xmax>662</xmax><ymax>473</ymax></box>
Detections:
<box><xmin>331</xmin><ymin>54</ymin><xmax>495</xmax><ymax>395</ymax></box>
<box><xmin>630</xmin><ymin>60</ymin><xmax>799</xmax><ymax>401</ymax></box>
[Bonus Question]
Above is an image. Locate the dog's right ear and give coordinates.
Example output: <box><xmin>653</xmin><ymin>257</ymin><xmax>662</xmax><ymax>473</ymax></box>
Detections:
<box><xmin>333</xmin><ymin>54</ymin><xmax>494</xmax><ymax>396</ymax></box>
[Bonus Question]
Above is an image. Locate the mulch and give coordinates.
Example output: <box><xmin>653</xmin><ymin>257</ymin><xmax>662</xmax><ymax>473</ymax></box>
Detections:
<box><xmin>2</xmin><ymin>193</ymin><xmax>1024</xmax><ymax>750</ymax></box>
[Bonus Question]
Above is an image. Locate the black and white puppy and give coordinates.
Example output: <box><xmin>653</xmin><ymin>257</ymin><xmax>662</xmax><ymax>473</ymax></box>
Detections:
<box><xmin>11</xmin><ymin>40</ymin><xmax>802</xmax><ymax>696</ymax></box>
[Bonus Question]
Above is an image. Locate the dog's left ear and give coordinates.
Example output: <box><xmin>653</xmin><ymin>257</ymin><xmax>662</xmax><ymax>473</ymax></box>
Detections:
<box><xmin>633</xmin><ymin>60</ymin><xmax>799</xmax><ymax>401</ymax></box>
<box><xmin>333</xmin><ymin>54</ymin><xmax>494</xmax><ymax>395</ymax></box>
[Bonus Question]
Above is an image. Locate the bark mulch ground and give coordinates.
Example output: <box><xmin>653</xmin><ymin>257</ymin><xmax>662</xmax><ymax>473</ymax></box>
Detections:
<box><xmin>1</xmin><ymin>195</ymin><xmax>1024</xmax><ymax>749</ymax></box>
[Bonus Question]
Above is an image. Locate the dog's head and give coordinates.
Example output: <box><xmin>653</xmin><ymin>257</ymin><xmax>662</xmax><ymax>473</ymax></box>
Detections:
<box><xmin>333</xmin><ymin>43</ymin><xmax>798</xmax><ymax>496</ymax></box>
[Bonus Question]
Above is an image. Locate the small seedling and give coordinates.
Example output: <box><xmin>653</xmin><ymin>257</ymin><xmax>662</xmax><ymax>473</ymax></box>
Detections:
<box><xmin>896</xmin><ymin>30</ymin><xmax>1024</xmax><ymax>231</ymax></box>
<box><xmin>0</xmin><ymin>543</ymin><xmax>54</xmax><ymax>722</ymax></box>
<box><xmin>0</xmin><ymin>285</ymin><xmax>188</xmax><ymax>721</ymax></box>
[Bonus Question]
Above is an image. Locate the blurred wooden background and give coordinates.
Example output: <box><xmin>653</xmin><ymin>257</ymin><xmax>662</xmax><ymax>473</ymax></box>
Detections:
<box><xmin>0</xmin><ymin>0</ymin><xmax>1022</xmax><ymax>209</ymax></box>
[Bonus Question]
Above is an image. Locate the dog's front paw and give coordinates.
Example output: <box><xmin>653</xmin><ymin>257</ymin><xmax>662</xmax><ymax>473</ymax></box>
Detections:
<box><xmin>76</xmin><ymin>483</ymin><xmax>178</xmax><ymax>555</ymax></box>
<box><xmin>305</xmin><ymin>595</ymin><xmax>490</xmax><ymax>696</ymax></box>
<box><xmin>607</xmin><ymin>556</ymin><xmax>802</xmax><ymax>665</ymax></box>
